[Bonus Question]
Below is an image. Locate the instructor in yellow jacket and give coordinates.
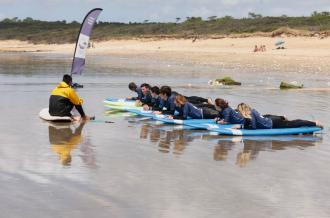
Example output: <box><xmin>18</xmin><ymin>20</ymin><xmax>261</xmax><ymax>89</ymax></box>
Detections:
<box><xmin>49</xmin><ymin>74</ymin><xmax>91</xmax><ymax>120</ymax></box>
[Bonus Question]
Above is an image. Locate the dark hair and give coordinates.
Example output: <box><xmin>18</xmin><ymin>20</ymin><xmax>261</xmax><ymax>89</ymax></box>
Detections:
<box><xmin>151</xmin><ymin>86</ymin><xmax>160</xmax><ymax>95</ymax></box>
<box><xmin>140</xmin><ymin>83</ymin><xmax>151</xmax><ymax>89</ymax></box>
<box><xmin>63</xmin><ymin>74</ymin><xmax>72</xmax><ymax>85</ymax></box>
<box><xmin>160</xmin><ymin>86</ymin><xmax>172</xmax><ymax>97</ymax></box>
<box><xmin>215</xmin><ymin>98</ymin><xmax>229</xmax><ymax>109</ymax></box>
<box><xmin>128</xmin><ymin>82</ymin><xmax>137</xmax><ymax>91</ymax></box>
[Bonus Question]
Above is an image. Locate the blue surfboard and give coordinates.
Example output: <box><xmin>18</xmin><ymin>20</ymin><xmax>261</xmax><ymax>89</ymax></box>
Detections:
<box><xmin>214</xmin><ymin>135</ymin><xmax>322</xmax><ymax>142</ymax></box>
<box><xmin>187</xmin><ymin>123</ymin><xmax>322</xmax><ymax>136</ymax></box>
<box><xmin>126</xmin><ymin>108</ymin><xmax>220</xmax><ymax>125</ymax></box>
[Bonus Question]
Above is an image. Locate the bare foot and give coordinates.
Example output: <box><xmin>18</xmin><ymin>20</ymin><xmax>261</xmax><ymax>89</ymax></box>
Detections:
<box><xmin>316</xmin><ymin>121</ymin><xmax>324</xmax><ymax>129</ymax></box>
<box><xmin>207</xmin><ymin>98</ymin><xmax>214</xmax><ymax>105</ymax></box>
<box><xmin>72</xmin><ymin>116</ymin><xmax>81</xmax><ymax>122</ymax></box>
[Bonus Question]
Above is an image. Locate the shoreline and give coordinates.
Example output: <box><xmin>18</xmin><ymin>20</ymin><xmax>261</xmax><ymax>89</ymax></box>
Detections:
<box><xmin>1</xmin><ymin>37</ymin><xmax>330</xmax><ymax>74</ymax></box>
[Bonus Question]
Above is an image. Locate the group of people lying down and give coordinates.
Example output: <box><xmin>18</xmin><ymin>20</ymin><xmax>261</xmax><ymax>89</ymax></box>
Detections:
<box><xmin>128</xmin><ymin>82</ymin><xmax>323</xmax><ymax>130</ymax></box>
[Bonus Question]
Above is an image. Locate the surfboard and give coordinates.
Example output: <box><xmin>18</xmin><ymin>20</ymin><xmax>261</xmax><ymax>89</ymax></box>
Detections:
<box><xmin>153</xmin><ymin>114</ymin><xmax>216</xmax><ymax>125</ymax></box>
<box><xmin>212</xmin><ymin>135</ymin><xmax>322</xmax><ymax>142</ymax></box>
<box><xmin>39</xmin><ymin>108</ymin><xmax>72</xmax><ymax>122</ymax></box>
<box><xmin>115</xmin><ymin>103</ymin><xmax>322</xmax><ymax>136</ymax></box>
<box><xmin>126</xmin><ymin>108</ymin><xmax>225</xmax><ymax>125</ymax></box>
<box><xmin>187</xmin><ymin>123</ymin><xmax>322</xmax><ymax>136</ymax></box>
<box><xmin>104</xmin><ymin>104</ymin><xmax>142</xmax><ymax>111</ymax></box>
<box><xmin>126</xmin><ymin>108</ymin><xmax>155</xmax><ymax>118</ymax></box>
<box><xmin>104</xmin><ymin>98</ymin><xmax>138</xmax><ymax>107</ymax></box>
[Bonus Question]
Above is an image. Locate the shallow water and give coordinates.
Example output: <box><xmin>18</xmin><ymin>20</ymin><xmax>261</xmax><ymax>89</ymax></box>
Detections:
<box><xmin>0</xmin><ymin>53</ymin><xmax>329</xmax><ymax>218</ymax></box>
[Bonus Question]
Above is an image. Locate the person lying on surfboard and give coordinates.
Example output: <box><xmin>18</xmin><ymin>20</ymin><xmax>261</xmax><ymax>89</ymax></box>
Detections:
<box><xmin>138</xmin><ymin>83</ymin><xmax>152</xmax><ymax>105</ymax></box>
<box><xmin>143</xmin><ymin>86</ymin><xmax>162</xmax><ymax>111</ymax></box>
<box><xmin>167</xmin><ymin>94</ymin><xmax>218</xmax><ymax>120</ymax></box>
<box><xmin>236</xmin><ymin>103</ymin><xmax>323</xmax><ymax>129</ymax></box>
<box><xmin>128</xmin><ymin>82</ymin><xmax>152</xmax><ymax>106</ymax></box>
<box><xmin>49</xmin><ymin>74</ymin><xmax>92</xmax><ymax>121</ymax></box>
<box><xmin>127</xmin><ymin>82</ymin><xmax>143</xmax><ymax>100</ymax></box>
<box><xmin>214</xmin><ymin>98</ymin><xmax>245</xmax><ymax>125</ymax></box>
<box><xmin>154</xmin><ymin>85</ymin><xmax>214</xmax><ymax>115</ymax></box>
<box><xmin>154</xmin><ymin>85</ymin><xmax>177</xmax><ymax>115</ymax></box>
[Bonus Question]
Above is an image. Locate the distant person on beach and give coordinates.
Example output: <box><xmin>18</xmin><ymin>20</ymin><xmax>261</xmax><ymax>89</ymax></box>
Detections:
<box><xmin>253</xmin><ymin>45</ymin><xmax>266</xmax><ymax>52</ymax></box>
<box><xmin>49</xmin><ymin>74</ymin><xmax>91</xmax><ymax>121</ymax></box>
<box><xmin>258</xmin><ymin>45</ymin><xmax>266</xmax><ymax>52</ymax></box>
<box><xmin>127</xmin><ymin>82</ymin><xmax>143</xmax><ymax>100</ymax></box>
<box><xmin>253</xmin><ymin>45</ymin><xmax>258</xmax><ymax>52</ymax></box>
<box><xmin>236</xmin><ymin>103</ymin><xmax>323</xmax><ymax>129</ymax></box>
<box><xmin>260</xmin><ymin>45</ymin><xmax>266</xmax><ymax>52</ymax></box>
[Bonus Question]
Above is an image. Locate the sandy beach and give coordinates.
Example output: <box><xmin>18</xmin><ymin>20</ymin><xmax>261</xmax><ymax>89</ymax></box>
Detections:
<box><xmin>1</xmin><ymin>37</ymin><xmax>330</xmax><ymax>74</ymax></box>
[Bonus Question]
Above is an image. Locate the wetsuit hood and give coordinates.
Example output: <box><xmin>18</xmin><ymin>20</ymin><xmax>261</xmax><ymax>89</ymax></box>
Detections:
<box><xmin>57</xmin><ymin>81</ymin><xmax>70</xmax><ymax>89</ymax></box>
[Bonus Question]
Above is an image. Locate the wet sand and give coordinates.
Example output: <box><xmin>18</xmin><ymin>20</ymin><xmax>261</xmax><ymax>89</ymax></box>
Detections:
<box><xmin>0</xmin><ymin>53</ymin><xmax>330</xmax><ymax>217</ymax></box>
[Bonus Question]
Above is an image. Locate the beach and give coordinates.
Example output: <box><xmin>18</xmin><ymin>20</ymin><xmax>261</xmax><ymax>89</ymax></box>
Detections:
<box><xmin>1</xmin><ymin>37</ymin><xmax>330</xmax><ymax>74</ymax></box>
<box><xmin>1</xmin><ymin>36</ymin><xmax>330</xmax><ymax>217</ymax></box>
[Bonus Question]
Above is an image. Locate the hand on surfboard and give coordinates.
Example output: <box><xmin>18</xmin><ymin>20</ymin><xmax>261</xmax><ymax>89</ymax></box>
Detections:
<box><xmin>143</xmin><ymin>105</ymin><xmax>150</xmax><ymax>111</ymax></box>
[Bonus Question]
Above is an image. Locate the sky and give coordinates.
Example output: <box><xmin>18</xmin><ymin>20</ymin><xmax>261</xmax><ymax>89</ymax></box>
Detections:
<box><xmin>1</xmin><ymin>0</ymin><xmax>330</xmax><ymax>23</ymax></box>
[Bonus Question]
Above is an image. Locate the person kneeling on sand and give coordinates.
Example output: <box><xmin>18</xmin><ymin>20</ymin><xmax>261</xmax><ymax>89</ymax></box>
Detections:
<box><xmin>49</xmin><ymin>74</ymin><xmax>92</xmax><ymax>121</ymax></box>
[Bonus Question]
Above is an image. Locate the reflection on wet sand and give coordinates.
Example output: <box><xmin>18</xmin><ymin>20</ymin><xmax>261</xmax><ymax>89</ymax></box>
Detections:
<box><xmin>138</xmin><ymin>123</ymin><xmax>198</xmax><ymax>155</ymax></box>
<box><xmin>215</xmin><ymin>136</ymin><xmax>322</xmax><ymax>167</ymax></box>
<box><xmin>79</xmin><ymin>137</ymin><xmax>98</xmax><ymax>169</ymax></box>
<box><xmin>48</xmin><ymin>122</ymin><xmax>96</xmax><ymax>167</ymax></box>
<box><xmin>137</xmin><ymin>123</ymin><xmax>322</xmax><ymax>166</ymax></box>
<box><xmin>213</xmin><ymin>141</ymin><xmax>236</xmax><ymax>161</ymax></box>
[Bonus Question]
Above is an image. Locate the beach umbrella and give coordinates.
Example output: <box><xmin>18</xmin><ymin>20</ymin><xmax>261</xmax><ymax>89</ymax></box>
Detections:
<box><xmin>275</xmin><ymin>39</ymin><xmax>285</xmax><ymax>46</ymax></box>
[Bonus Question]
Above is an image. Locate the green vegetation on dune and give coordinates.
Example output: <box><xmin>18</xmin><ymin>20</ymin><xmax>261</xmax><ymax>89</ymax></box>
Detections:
<box><xmin>1</xmin><ymin>11</ymin><xmax>330</xmax><ymax>44</ymax></box>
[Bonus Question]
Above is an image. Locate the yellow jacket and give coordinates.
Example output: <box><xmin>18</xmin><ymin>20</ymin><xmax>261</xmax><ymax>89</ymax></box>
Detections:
<box><xmin>51</xmin><ymin>81</ymin><xmax>83</xmax><ymax>105</ymax></box>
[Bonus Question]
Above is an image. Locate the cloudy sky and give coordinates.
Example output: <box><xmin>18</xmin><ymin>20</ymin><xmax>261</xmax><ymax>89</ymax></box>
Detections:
<box><xmin>1</xmin><ymin>0</ymin><xmax>330</xmax><ymax>22</ymax></box>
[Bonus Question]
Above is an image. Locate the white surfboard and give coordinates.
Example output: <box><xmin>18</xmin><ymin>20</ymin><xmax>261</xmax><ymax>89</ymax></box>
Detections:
<box><xmin>39</xmin><ymin>108</ymin><xmax>72</xmax><ymax>122</ymax></box>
